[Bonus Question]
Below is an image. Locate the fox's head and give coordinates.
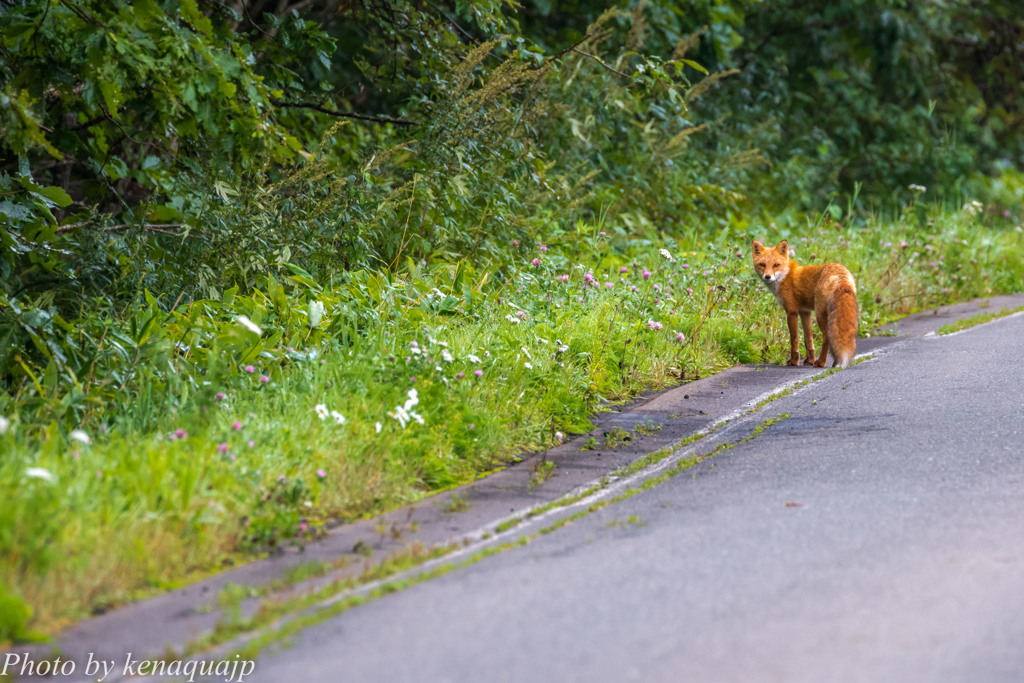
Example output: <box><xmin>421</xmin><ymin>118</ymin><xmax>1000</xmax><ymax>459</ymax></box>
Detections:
<box><xmin>751</xmin><ymin>240</ymin><xmax>790</xmax><ymax>285</ymax></box>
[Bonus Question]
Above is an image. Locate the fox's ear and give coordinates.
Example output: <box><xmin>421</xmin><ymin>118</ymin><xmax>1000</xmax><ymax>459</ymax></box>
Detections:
<box><xmin>775</xmin><ymin>240</ymin><xmax>789</xmax><ymax>256</ymax></box>
<box><xmin>752</xmin><ymin>240</ymin><xmax>764</xmax><ymax>255</ymax></box>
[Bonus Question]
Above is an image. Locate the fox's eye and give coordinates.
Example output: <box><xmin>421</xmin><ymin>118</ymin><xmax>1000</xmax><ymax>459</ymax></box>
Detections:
<box><xmin>773</xmin><ymin>263</ymin><xmax>780</xmax><ymax>267</ymax></box>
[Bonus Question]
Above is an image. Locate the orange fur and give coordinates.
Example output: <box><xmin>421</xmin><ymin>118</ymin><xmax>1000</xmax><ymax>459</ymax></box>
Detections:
<box><xmin>752</xmin><ymin>239</ymin><xmax>858</xmax><ymax>368</ymax></box>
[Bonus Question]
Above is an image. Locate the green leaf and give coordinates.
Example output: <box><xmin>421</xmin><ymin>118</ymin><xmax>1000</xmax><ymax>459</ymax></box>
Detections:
<box><xmin>679</xmin><ymin>59</ymin><xmax>709</xmax><ymax>75</ymax></box>
<box><xmin>179</xmin><ymin>0</ymin><xmax>214</xmax><ymax>35</ymax></box>
<box><xmin>38</xmin><ymin>186</ymin><xmax>72</xmax><ymax>208</ymax></box>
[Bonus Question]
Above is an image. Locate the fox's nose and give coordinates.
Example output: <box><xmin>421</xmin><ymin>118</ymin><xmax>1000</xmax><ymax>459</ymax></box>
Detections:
<box><xmin>763</xmin><ymin>274</ymin><xmax>772</xmax><ymax>281</ymax></box>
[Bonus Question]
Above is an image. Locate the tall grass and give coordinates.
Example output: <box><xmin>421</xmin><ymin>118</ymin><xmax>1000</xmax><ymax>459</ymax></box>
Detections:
<box><xmin>2</xmin><ymin>204</ymin><xmax>1023</xmax><ymax>637</ymax></box>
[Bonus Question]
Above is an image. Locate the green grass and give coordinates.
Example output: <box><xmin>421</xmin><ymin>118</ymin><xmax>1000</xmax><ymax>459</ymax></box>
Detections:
<box><xmin>1</xmin><ymin>206</ymin><xmax>1023</xmax><ymax>638</ymax></box>
<box><xmin>936</xmin><ymin>305</ymin><xmax>1024</xmax><ymax>335</ymax></box>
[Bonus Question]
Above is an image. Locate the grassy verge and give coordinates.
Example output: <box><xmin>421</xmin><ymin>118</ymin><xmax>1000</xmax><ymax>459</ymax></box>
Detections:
<box><xmin>936</xmin><ymin>305</ymin><xmax>1024</xmax><ymax>335</ymax></box>
<box><xmin>2</xmin><ymin>206</ymin><xmax>1023</xmax><ymax>638</ymax></box>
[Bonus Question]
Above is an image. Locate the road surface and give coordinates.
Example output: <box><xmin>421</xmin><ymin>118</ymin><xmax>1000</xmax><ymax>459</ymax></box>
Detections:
<box><xmin>244</xmin><ymin>313</ymin><xmax>1024</xmax><ymax>683</ymax></box>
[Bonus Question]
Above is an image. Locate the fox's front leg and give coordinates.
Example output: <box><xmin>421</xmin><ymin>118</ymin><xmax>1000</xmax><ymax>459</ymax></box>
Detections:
<box><xmin>785</xmin><ymin>312</ymin><xmax>801</xmax><ymax>366</ymax></box>
<box><xmin>800</xmin><ymin>311</ymin><xmax>815</xmax><ymax>366</ymax></box>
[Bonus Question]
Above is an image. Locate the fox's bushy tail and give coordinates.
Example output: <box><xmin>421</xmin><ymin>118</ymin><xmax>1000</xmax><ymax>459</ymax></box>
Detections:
<box><xmin>827</xmin><ymin>284</ymin><xmax>858</xmax><ymax>368</ymax></box>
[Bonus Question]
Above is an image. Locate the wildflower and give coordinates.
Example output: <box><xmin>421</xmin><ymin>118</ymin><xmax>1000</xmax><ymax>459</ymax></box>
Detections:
<box><xmin>908</xmin><ymin>184</ymin><xmax>927</xmax><ymax>193</ymax></box>
<box><xmin>315</xmin><ymin>404</ymin><xmax>329</xmax><ymax>420</ymax></box>
<box><xmin>236</xmin><ymin>315</ymin><xmax>263</xmax><ymax>336</ymax></box>
<box><xmin>404</xmin><ymin>389</ymin><xmax>419</xmax><ymax>410</ymax></box>
<box><xmin>647</xmin><ymin>319</ymin><xmax>663</xmax><ymax>331</ymax></box>
<box><xmin>531</xmin><ymin>258</ymin><xmax>541</xmax><ymax>266</ymax></box>
<box><xmin>540</xmin><ymin>245</ymin><xmax>548</xmax><ymax>252</ymax></box>
<box><xmin>248</xmin><ymin>440</ymin><xmax>255</xmax><ymax>447</ymax></box>
<box><xmin>962</xmin><ymin>200</ymin><xmax>983</xmax><ymax>217</ymax></box>
<box><xmin>298</xmin><ymin>521</ymin><xmax>308</xmax><ymax>534</ymax></box>
<box><xmin>642</xmin><ymin>269</ymin><xmax>651</xmax><ymax>280</ymax></box>
<box><xmin>217</xmin><ymin>443</ymin><xmax>229</xmax><ymax>454</ymax></box>
<box><xmin>605</xmin><ymin>281</ymin><xmax>613</xmax><ymax>288</ymax></box>
<box><xmin>176</xmin><ymin>428</ymin><xmax>187</xmax><ymax>439</ymax></box>
<box><xmin>474</xmin><ymin>369</ymin><xmax>483</xmax><ymax>377</ymax></box>
<box><xmin>676</xmin><ymin>332</ymin><xmax>686</xmax><ymax>343</ymax></box>
<box><xmin>631</xmin><ymin>285</ymin><xmax>638</xmax><ymax>292</ymax></box>
<box><xmin>584</xmin><ymin>272</ymin><xmax>595</xmax><ymax>284</ymax></box>
<box><xmin>307</xmin><ymin>300</ymin><xmax>325</xmax><ymax>329</ymax></box>
<box><xmin>513</xmin><ymin>240</ymin><xmax>519</xmax><ymax>247</ymax></box>
<box><xmin>232</xmin><ymin>420</ymin><xmax>242</xmax><ymax>430</ymax></box>
<box><xmin>505</xmin><ymin>314</ymin><xmax>520</xmax><ymax>324</ymax></box>
<box><xmin>687</xmin><ymin>288</ymin><xmax>693</xmax><ymax>294</ymax></box>
<box><xmin>0</xmin><ymin>416</ymin><xmax>8</xmax><ymax>435</ymax></box>
<box><xmin>456</xmin><ymin>371</ymin><xmax>465</xmax><ymax>380</ymax></box>
<box><xmin>556</xmin><ymin>274</ymin><xmax>570</xmax><ymax>283</ymax></box>
<box><xmin>316</xmin><ymin>469</ymin><xmax>326</xmax><ymax>479</ymax></box>
<box><xmin>659</xmin><ymin>248</ymin><xmax>673</xmax><ymax>261</ymax></box>
<box><xmin>620</xmin><ymin>266</ymin><xmax>628</xmax><ymax>273</ymax></box>
<box><xmin>244</xmin><ymin>365</ymin><xmax>255</xmax><ymax>374</ymax></box>
<box><xmin>521</xmin><ymin>346</ymin><xmax>532</xmax><ymax>360</ymax></box>
<box><xmin>331</xmin><ymin>410</ymin><xmax>346</xmax><ymax>425</ymax></box>
<box><xmin>70</xmin><ymin>429</ymin><xmax>92</xmax><ymax>445</ymax></box>
<box><xmin>169</xmin><ymin>433</ymin><xmax>177</xmax><ymax>441</ymax></box>
<box><xmin>524</xmin><ymin>362</ymin><xmax>533</xmax><ymax>369</ymax></box>
<box><xmin>216</xmin><ymin>392</ymin><xmax>226</xmax><ymax>400</ymax></box>
<box><xmin>25</xmin><ymin>467</ymin><xmax>54</xmax><ymax>482</ymax></box>
<box><xmin>467</xmin><ymin>354</ymin><xmax>482</xmax><ymax>364</ymax></box>
<box><xmin>682</xmin><ymin>263</ymin><xmax>689</xmax><ymax>269</ymax></box>
<box><xmin>517</xmin><ymin>310</ymin><xmax>528</xmax><ymax>319</ymax></box>
<box><xmin>260</xmin><ymin>375</ymin><xmax>270</xmax><ymax>384</ymax></box>
<box><xmin>555</xmin><ymin>431</ymin><xmax>564</xmax><ymax>442</ymax></box>
<box><xmin>441</xmin><ymin>349</ymin><xmax>454</xmax><ymax>363</ymax></box>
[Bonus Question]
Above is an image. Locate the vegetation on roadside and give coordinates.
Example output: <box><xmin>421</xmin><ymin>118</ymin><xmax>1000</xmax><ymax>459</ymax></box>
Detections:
<box><xmin>1</xmin><ymin>0</ymin><xmax>1023</xmax><ymax>640</ymax></box>
<box><xmin>936</xmin><ymin>305</ymin><xmax>1024</xmax><ymax>336</ymax></box>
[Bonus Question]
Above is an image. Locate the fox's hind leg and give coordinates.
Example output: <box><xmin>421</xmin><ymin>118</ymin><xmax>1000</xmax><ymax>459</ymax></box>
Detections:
<box><xmin>800</xmin><ymin>311</ymin><xmax>816</xmax><ymax>366</ymax></box>
<box><xmin>814</xmin><ymin>306</ymin><xmax>830</xmax><ymax>368</ymax></box>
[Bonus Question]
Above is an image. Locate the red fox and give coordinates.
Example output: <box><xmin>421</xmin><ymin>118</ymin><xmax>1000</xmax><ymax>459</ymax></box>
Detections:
<box><xmin>752</xmin><ymin>239</ymin><xmax>858</xmax><ymax>368</ymax></box>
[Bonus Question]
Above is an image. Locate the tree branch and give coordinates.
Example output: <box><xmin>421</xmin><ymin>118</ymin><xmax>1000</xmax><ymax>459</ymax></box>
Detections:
<box><xmin>270</xmin><ymin>99</ymin><xmax>419</xmax><ymax>126</ymax></box>
<box><xmin>571</xmin><ymin>47</ymin><xmax>630</xmax><ymax>79</ymax></box>
<box><xmin>57</xmin><ymin>222</ymin><xmax>186</xmax><ymax>235</ymax></box>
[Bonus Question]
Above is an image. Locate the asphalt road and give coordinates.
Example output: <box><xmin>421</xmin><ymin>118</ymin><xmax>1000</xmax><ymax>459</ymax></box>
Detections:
<box><xmin>244</xmin><ymin>312</ymin><xmax>1024</xmax><ymax>683</ymax></box>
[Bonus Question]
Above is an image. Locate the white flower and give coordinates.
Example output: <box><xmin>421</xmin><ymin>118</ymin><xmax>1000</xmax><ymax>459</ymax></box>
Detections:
<box><xmin>908</xmin><ymin>184</ymin><xmax>926</xmax><ymax>193</ymax></box>
<box><xmin>555</xmin><ymin>431</ymin><xmax>564</xmax><ymax>442</ymax></box>
<box><xmin>520</xmin><ymin>346</ymin><xmax>532</xmax><ymax>360</ymax></box>
<box><xmin>315</xmin><ymin>404</ymin><xmax>329</xmax><ymax>420</ymax></box>
<box><xmin>307</xmin><ymin>300</ymin><xmax>325</xmax><ymax>329</ymax></box>
<box><xmin>441</xmin><ymin>349</ymin><xmax>454</xmax><ymax>363</ymax></box>
<box><xmin>25</xmin><ymin>467</ymin><xmax>54</xmax><ymax>482</ymax></box>
<box><xmin>962</xmin><ymin>200</ymin><xmax>983</xmax><ymax>217</ymax></box>
<box><xmin>69</xmin><ymin>429</ymin><xmax>92</xmax><ymax>445</ymax></box>
<box><xmin>0</xmin><ymin>416</ymin><xmax>9</xmax><ymax>435</ymax></box>
<box><xmin>375</xmin><ymin>422</ymin><xmax>382</xmax><ymax>434</ymax></box>
<box><xmin>236</xmin><ymin>315</ymin><xmax>263</xmax><ymax>336</ymax></box>
<box><xmin>467</xmin><ymin>354</ymin><xmax>481</xmax><ymax>364</ymax></box>
<box><xmin>403</xmin><ymin>389</ymin><xmax>419</xmax><ymax>411</ymax></box>
<box><xmin>524</xmin><ymin>362</ymin><xmax>533</xmax><ymax>369</ymax></box>
<box><xmin>659</xmin><ymin>248</ymin><xmax>674</xmax><ymax>260</ymax></box>
<box><xmin>330</xmin><ymin>410</ymin><xmax>346</xmax><ymax>425</ymax></box>
<box><xmin>505</xmin><ymin>314</ymin><xmax>520</xmax><ymax>324</ymax></box>
<box><xmin>557</xmin><ymin>344</ymin><xmax>570</xmax><ymax>353</ymax></box>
